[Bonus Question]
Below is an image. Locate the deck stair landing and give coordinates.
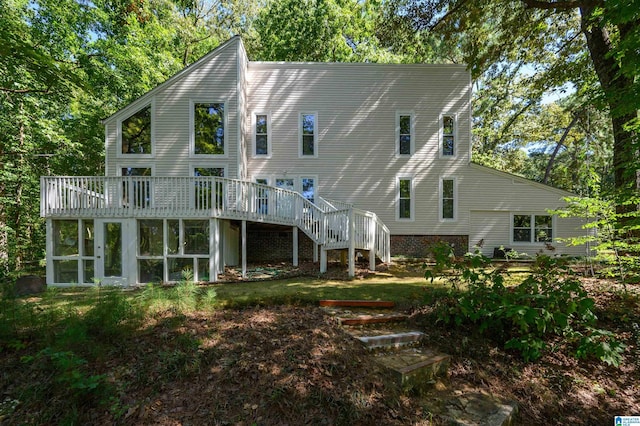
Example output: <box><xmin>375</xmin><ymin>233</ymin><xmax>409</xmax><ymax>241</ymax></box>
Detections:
<box><xmin>320</xmin><ymin>299</ymin><xmax>518</xmax><ymax>426</ymax></box>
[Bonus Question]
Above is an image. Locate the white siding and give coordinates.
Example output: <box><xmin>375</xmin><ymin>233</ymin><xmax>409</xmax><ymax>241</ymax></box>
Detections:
<box><xmin>246</xmin><ymin>62</ymin><xmax>472</xmax><ymax>234</ymax></box>
<box><xmin>104</xmin><ymin>38</ymin><xmax>241</xmax><ymax>179</ymax></box>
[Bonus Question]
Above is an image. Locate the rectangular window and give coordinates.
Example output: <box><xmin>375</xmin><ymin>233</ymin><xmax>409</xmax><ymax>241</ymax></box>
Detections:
<box><xmin>441</xmin><ymin>178</ymin><xmax>455</xmax><ymax>220</ymax></box>
<box><xmin>255</xmin><ymin>113</ymin><xmax>270</xmax><ymax>156</ymax></box>
<box><xmin>193</xmin><ymin>167</ymin><xmax>225</xmax><ymax>210</ymax></box>
<box><xmin>300</xmin><ymin>113</ymin><xmax>317</xmax><ymax>157</ymax></box>
<box><xmin>513</xmin><ymin>214</ymin><xmax>553</xmax><ymax>243</ymax></box>
<box><xmin>398</xmin><ymin>178</ymin><xmax>412</xmax><ymax>220</ymax></box>
<box><xmin>442</xmin><ymin>115</ymin><xmax>455</xmax><ymax>157</ymax></box>
<box><xmin>121</xmin><ymin>104</ymin><xmax>152</xmax><ymax>155</ymax></box>
<box><xmin>255</xmin><ymin>178</ymin><xmax>269</xmax><ymax>214</ymax></box>
<box><xmin>162</xmin><ymin>219</ymin><xmax>211</xmax><ymax>282</ymax></box>
<box><xmin>52</xmin><ymin>219</ymin><xmax>95</xmax><ymax>284</ymax></box>
<box><xmin>193</xmin><ymin>102</ymin><xmax>224</xmax><ymax>155</ymax></box>
<box><xmin>121</xmin><ymin>167</ymin><xmax>152</xmax><ymax>208</ymax></box>
<box><xmin>397</xmin><ymin>112</ymin><xmax>413</xmax><ymax>156</ymax></box>
<box><xmin>301</xmin><ymin>177</ymin><xmax>315</xmax><ymax>203</ymax></box>
<box><xmin>138</xmin><ymin>220</ymin><xmax>164</xmax><ymax>256</ymax></box>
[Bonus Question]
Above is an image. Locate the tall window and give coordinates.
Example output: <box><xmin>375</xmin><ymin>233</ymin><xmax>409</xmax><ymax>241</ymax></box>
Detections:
<box><xmin>121</xmin><ymin>105</ymin><xmax>152</xmax><ymax>154</ymax></box>
<box><xmin>121</xmin><ymin>167</ymin><xmax>152</xmax><ymax>208</ymax></box>
<box><xmin>397</xmin><ymin>112</ymin><xmax>413</xmax><ymax>156</ymax></box>
<box><xmin>255</xmin><ymin>178</ymin><xmax>269</xmax><ymax>214</ymax></box>
<box><xmin>442</xmin><ymin>115</ymin><xmax>455</xmax><ymax>157</ymax></box>
<box><xmin>193</xmin><ymin>167</ymin><xmax>224</xmax><ymax>210</ymax></box>
<box><xmin>254</xmin><ymin>113</ymin><xmax>270</xmax><ymax>157</ymax></box>
<box><xmin>513</xmin><ymin>214</ymin><xmax>553</xmax><ymax>243</ymax></box>
<box><xmin>441</xmin><ymin>178</ymin><xmax>455</xmax><ymax>220</ymax></box>
<box><xmin>301</xmin><ymin>177</ymin><xmax>315</xmax><ymax>203</ymax></box>
<box><xmin>300</xmin><ymin>113</ymin><xmax>317</xmax><ymax>157</ymax></box>
<box><xmin>193</xmin><ymin>102</ymin><xmax>224</xmax><ymax>155</ymax></box>
<box><xmin>398</xmin><ymin>178</ymin><xmax>413</xmax><ymax>220</ymax></box>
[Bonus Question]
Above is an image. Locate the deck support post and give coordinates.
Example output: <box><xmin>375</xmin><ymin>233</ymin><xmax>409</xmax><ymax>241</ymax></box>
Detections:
<box><xmin>313</xmin><ymin>243</ymin><xmax>318</xmax><ymax>263</ymax></box>
<box><xmin>292</xmin><ymin>226</ymin><xmax>298</xmax><ymax>266</ymax></box>
<box><xmin>369</xmin><ymin>220</ymin><xmax>376</xmax><ymax>272</ymax></box>
<box><xmin>320</xmin><ymin>247</ymin><xmax>327</xmax><ymax>273</ymax></box>
<box><xmin>241</xmin><ymin>220</ymin><xmax>247</xmax><ymax>279</ymax></box>
<box><xmin>210</xmin><ymin>218</ymin><xmax>219</xmax><ymax>282</ymax></box>
<box><xmin>348</xmin><ymin>208</ymin><xmax>355</xmax><ymax>277</ymax></box>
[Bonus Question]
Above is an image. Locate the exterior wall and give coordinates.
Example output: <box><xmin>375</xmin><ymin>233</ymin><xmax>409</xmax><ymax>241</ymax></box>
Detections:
<box><xmin>103</xmin><ymin>37</ymin><xmax>241</xmax><ymax>179</ymax></box>
<box><xmin>245</xmin><ymin>62</ymin><xmax>472</xmax><ymax>236</ymax></box>
<box><xmin>246</xmin><ymin>227</ymin><xmax>315</xmax><ymax>262</ymax></box>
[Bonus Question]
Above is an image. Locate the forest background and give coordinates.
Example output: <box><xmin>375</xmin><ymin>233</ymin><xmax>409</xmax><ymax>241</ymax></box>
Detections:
<box><xmin>1</xmin><ymin>0</ymin><xmax>638</xmax><ymax>277</ymax></box>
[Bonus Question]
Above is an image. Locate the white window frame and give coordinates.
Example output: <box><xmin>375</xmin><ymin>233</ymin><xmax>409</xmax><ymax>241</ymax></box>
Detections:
<box><xmin>396</xmin><ymin>176</ymin><xmax>415</xmax><ymax>221</ymax></box>
<box><xmin>299</xmin><ymin>112</ymin><xmax>318</xmax><ymax>158</ymax></box>
<box><xmin>189</xmin><ymin>99</ymin><xmax>228</xmax><ymax>158</ymax></box>
<box><xmin>395</xmin><ymin>111</ymin><xmax>415</xmax><ymax>157</ymax></box>
<box><xmin>439</xmin><ymin>176</ymin><xmax>457</xmax><ymax>222</ymax></box>
<box><xmin>510</xmin><ymin>213</ymin><xmax>555</xmax><ymax>244</ymax></box>
<box><xmin>300</xmin><ymin>175</ymin><xmax>318</xmax><ymax>203</ymax></box>
<box><xmin>116</xmin><ymin>165</ymin><xmax>155</xmax><ymax>208</ymax></box>
<box><xmin>439</xmin><ymin>112</ymin><xmax>457</xmax><ymax>159</ymax></box>
<box><xmin>252</xmin><ymin>112</ymin><xmax>271</xmax><ymax>158</ymax></box>
<box><xmin>117</xmin><ymin>100</ymin><xmax>155</xmax><ymax>159</ymax></box>
<box><xmin>190</xmin><ymin>162</ymin><xmax>227</xmax><ymax>178</ymax></box>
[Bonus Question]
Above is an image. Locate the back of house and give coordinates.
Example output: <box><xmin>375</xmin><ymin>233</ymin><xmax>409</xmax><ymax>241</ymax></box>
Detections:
<box><xmin>41</xmin><ymin>36</ymin><xmax>589</xmax><ymax>286</ymax></box>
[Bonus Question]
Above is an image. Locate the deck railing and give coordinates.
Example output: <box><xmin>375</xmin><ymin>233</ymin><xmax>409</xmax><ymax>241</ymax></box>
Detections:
<box><xmin>41</xmin><ymin>176</ymin><xmax>390</xmax><ymax>261</ymax></box>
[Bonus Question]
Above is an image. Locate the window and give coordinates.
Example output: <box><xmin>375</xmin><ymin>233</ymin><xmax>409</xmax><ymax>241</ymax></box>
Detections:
<box><xmin>120</xmin><ymin>167</ymin><xmax>152</xmax><ymax>208</ymax></box>
<box><xmin>397</xmin><ymin>178</ymin><xmax>413</xmax><ymax>220</ymax></box>
<box><xmin>121</xmin><ymin>104</ymin><xmax>152</xmax><ymax>155</ymax></box>
<box><xmin>255</xmin><ymin>178</ymin><xmax>269</xmax><ymax>214</ymax></box>
<box><xmin>51</xmin><ymin>219</ymin><xmax>95</xmax><ymax>284</ymax></box>
<box><xmin>441</xmin><ymin>178</ymin><xmax>455</xmax><ymax>220</ymax></box>
<box><xmin>166</xmin><ymin>219</ymin><xmax>210</xmax><ymax>281</ymax></box>
<box><xmin>300</xmin><ymin>113</ymin><xmax>317</xmax><ymax>157</ymax></box>
<box><xmin>138</xmin><ymin>220</ymin><xmax>164</xmax><ymax>283</ymax></box>
<box><xmin>301</xmin><ymin>177</ymin><xmax>315</xmax><ymax>203</ymax></box>
<box><xmin>513</xmin><ymin>214</ymin><xmax>553</xmax><ymax>243</ymax></box>
<box><xmin>192</xmin><ymin>102</ymin><xmax>225</xmax><ymax>156</ymax></box>
<box><xmin>396</xmin><ymin>112</ymin><xmax>413</xmax><ymax>156</ymax></box>
<box><xmin>442</xmin><ymin>114</ymin><xmax>455</xmax><ymax>157</ymax></box>
<box><xmin>193</xmin><ymin>166</ymin><xmax>225</xmax><ymax>210</ymax></box>
<box><xmin>254</xmin><ymin>113</ymin><xmax>270</xmax><ymax>157</ymax></box>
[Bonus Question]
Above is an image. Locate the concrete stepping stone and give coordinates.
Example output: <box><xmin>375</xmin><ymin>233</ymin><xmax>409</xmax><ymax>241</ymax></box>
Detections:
<box><xmin>375</xmin><ymin>347</ymin><xmax>450</xmax><ymax>391</ymax></box>
<box><xmin>444</xmin><ymin>391</ymin><xmax>518</xmax><ymax>426</ymax></box>
<box><xmin>356</xmin><ymin>331</ymin><xmax>424</xmax><ymax>349</ymax></box>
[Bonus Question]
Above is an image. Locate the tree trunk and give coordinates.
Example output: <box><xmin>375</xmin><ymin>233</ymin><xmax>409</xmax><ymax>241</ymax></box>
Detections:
<box><xmin>543</xmin><ymin>113</ymin><xmax>579</xmax><ymax>185</ymax></box>
<box><xmin>580</xmin><ymin>5</ymin><xmax>639</xmax><ymax>196</ymax></box>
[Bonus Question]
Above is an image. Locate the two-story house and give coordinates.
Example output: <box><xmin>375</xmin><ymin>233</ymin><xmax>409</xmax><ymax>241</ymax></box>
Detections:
<box><xmin>41</xmin><ymin>36</ymin><xmax>587</xmax><ymax>286</ymax></box>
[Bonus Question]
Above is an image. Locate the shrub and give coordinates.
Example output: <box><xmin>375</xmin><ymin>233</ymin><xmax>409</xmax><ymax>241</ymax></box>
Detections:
<box><xmin>425</xmin><ymin>242</ymin><xmax>625</xmax><ymax>365</ymax></box>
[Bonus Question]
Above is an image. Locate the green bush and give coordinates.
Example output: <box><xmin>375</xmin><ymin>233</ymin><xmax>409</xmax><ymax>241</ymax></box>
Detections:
<box><xmin>425</xmin><ymin>242</ymin><xmax>625</xmax><ymax>365</ymax></box>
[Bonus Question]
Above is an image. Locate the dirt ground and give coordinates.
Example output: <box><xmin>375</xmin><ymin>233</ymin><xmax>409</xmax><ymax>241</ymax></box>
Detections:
<box><xmin>1</xmin><ymin>264</ymin><xmax>639</xmax><ymax>425</ymax></box>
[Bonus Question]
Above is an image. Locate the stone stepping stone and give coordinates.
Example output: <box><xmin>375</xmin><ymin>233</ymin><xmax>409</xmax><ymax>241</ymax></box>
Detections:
<box><xmin>356</xmin><ymin>331</ymin><xmax>424</xmax><ymax>349</ymax></box>
<box><xmin>444</xmin><ymin>391</ymin><xmax>518</xmax><ymax>426</ymax></box>
<box><xmin>375</xmin><ymin>347</ymin><xmax>450</xmax><ymax>391</ymax></box>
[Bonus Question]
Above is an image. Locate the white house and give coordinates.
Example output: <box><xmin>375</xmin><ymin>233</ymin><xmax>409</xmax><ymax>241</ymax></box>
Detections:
<box><xmin>40</xmin><ymin>36</ymin><xmax>587</xmax><ymax>286</ymax></box>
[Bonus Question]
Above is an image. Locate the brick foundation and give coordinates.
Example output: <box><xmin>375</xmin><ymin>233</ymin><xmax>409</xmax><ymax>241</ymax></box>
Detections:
<box><xmin>391</xmin><ymin>235</ymin><xmax>469</xmax><ymax>258</ymax></box>
<box><xmin>246</xmin><ymin>227</ymin><xmax>315</xmax><ymax>262</ymax></box>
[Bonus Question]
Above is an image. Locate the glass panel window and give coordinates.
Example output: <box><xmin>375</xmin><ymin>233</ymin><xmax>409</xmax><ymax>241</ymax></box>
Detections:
<box><xmin>399</xmin><ymin>179</ymin><xmax>412</xmax><ymax>219</ymax></box>
<box><xmin>535</xmin><ymin>215</ymin><xmax>553</xmax><ymax>242</ymax></box>
<box><xmin>194</xmin><ymin>102</ymin><xmax>224</xmax><ymax>155</ymax></box>
<box><xmin>184</xmin><ymin>220</ymin><xmax>209</xmax><ymax>254</ymax></box>
<box><xmin>83</xmin><ymin>260</ymin><xmax>94</xmax><ymax>284</ymax></box>
<box><xmin>83</xmin><ymin>221</ymin><xmax>94</xmax><ymax>257</ymax></box>
<box><xmin>255</xmin><ymin>178</ymin><xmax>269</xmax><ymax>214</ymax></box>
<box><xmin>121</xmin><ymin>167</ymin><xmax>151</xmax><ymax>208</ymax></box>
<box><xmin>198</xmin><ymin>258</ymin><xmax>209</xmax><ymax>282</ymax></box>
<box><xmin>194</xmin><ymin>167</ymin><xmax>224</xmax><ymax>209</ymax></box>
<box><xmin>255</xmin><ymin>114</ymin><xmax>268</xmax><ymax>156</ymax></box>
<box><xmin>54</xmin><ymin>260</ymin><xmax>78</xmax><ymax>283</ymax></box>
<box><xmin>138</xmin><ymin>220</ymin><xmax>164</xmax><ymax>256</ymax></box>
<box><xmin>302</xmin><ymin>178</ymin><xmax>315</xmax><ymax>203</ymax></box>
<box><xmin>139</xmin><ymin>259</ymin><xmax>164</xmax><ymax>283</ymax></box>
<box><xmin>301</xmin><ymin>113</ymin><xmax>316</xmax><ymax>156</ymax></box>
<box><xmin>399</xmin><ymin>115</ymin><xmax>411</xmax><ymax>155</ymax></box>
<box><xmin>442</xmin><ymin>179</ymin><xmax>454</xmax><ymax>219</ymax></box>
<box><xmin>442</xmin><ymin>115</ymin><xmax>455</xmax><ymax>156</ymax></box>
<box><xmin>167</xmin><ymin>220</ymin><xmax>180</xmax><ymax>254</ymax></box>
<box><xmin>122</xmin><ymin>105</ymin><xmax>152</xmax><ymax>154</ymax></box>
<box><xmin>53</xmin><ymin>220</ymin><xmax>78</xmax><ymax>256</ymax></box>
<box><xmin>103</xmin><ymin>222</ymin><xmax>122</xmax><ymax>277</ymax></box>
<box><xmin>513</xmin><ymin>215</ymin><xmax>532</xmax><ymax>242</ymax></box>
<box><xmin>168</xmin><ymin>258</ymin><xmax>195</xmax><ymax>281</ymax></box>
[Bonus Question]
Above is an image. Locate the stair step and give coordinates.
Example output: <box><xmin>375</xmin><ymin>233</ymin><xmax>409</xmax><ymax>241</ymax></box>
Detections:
<box><xmin>375</xmin><ymin>348</ymin><xmax>450</xmax><ymax>392</ymax></box>
<box><xmin>319</xmin><ymin>300</ymin><xmax>395</xmax><ymax>308</ymax></box>
<box><xmin>356</xmin><ymin>331</ymin><xmax>424</xmax><ymax>349</ymax></box>
<box><xmin>338</xmin><ymin>314</ymin><xmax>408</xmax><ymax>326</ymax></box>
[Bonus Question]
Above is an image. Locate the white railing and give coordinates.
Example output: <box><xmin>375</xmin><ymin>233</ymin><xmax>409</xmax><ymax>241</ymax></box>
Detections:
<box><xmin>40</xmin><ymin>176</ymin><xmax>390</xmax><ymax>261</ymax></box>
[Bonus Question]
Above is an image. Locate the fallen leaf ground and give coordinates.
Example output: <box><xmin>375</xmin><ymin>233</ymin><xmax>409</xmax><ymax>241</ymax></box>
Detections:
<box><xmin>1</xmin><ymin>264</ymin><xmax>638</xmax><ymax>425</ymax></box>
